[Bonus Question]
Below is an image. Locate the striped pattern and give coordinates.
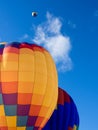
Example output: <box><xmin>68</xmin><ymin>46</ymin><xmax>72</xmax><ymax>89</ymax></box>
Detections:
<box><xmin>0</xmin><ymin>42</ymin><xmax>58</xmax><ymax>130</ymax></box>
<box><xmin>43</xmin><ymin>88</ymin><xmax>79</xmax><ymax>130</ymax></box>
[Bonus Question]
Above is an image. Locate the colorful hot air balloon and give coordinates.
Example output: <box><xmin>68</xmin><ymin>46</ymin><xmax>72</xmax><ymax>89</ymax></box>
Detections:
<box><xmin>0</xmin><ymin>42</ymin><xmax>58</xmax><ymax>130</ymax></box>
<box><xmin>43</xmin><ymin>88</ymin><xmax>79</xmax><ymax>130</ymax></box>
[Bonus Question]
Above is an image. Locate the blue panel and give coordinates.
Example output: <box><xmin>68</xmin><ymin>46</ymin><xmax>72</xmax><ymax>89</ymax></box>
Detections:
<box><xmin>43</xmin><ymin>122</ymin><xmax>50</xmax><ymax>130</ymax></box>
<box><xmin>57</xmin><ymin>104</ymin><xmax>64</xmax><ymax>130</ymax></box>
<box><xmin>17</xmin><ymin>116</ymin><xmax>28</xmax><ymax>126</ymax></box>
<box><xmin>68</xmin><ymin>97</ymin><xmax>75</xmax><ymax>127</ymax></box>
<box><xmin>43</xmin><ymin>103</ymin><xmax>71</xmax><ymax>130</ymax></box>
<box><xmin>26</xmin><ymin>127</ymin><xmax>34</xmax><ymax>130</ymax></box>
<box><xmin>4</xmin><ymin>105</ymin><xmax>17</xmax><ymax>116</ymax></box>
<box><xmin>5</xmin><ymin>42</ymin><xmax>20</xmax><ymax>48</ymax></box>
<box><xmin>63</xmin><ymin>102</ymin><xmax>71</xmax><ymax>130</ymax></box>
<box><xmin>74</xmin><ymin>105</ymin><xmax>79</xmax><ymax>126</ymax></box>
<box><xmin>0</xmin><ymin>94</ymin><xmax>3</xmax><ymax>104</ymax></box>
<box><xmin>50</xmin><ymin>110</ymin><xmax>57</xmax><ymax>130</ymax></box>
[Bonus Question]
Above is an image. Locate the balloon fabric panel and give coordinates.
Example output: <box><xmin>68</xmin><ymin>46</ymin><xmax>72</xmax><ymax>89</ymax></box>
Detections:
<box><xmin>0</xmin><ymin>42</ymin><xmax>58</xmax><ymax>130</ymax></box>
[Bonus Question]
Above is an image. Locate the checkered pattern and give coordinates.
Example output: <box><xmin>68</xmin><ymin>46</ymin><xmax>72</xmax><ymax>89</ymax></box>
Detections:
<box><xmin>0</xmin><ymin>42</ymin><xmax>58</xmax><ymax>130</ymax></box>
<box><xmin>43</xmin><ymin>88</ymin><xmax>79</xmax><ymax>130</ymax></box>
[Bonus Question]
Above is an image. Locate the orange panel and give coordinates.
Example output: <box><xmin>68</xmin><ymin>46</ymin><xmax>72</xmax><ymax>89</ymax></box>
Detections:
<box><xmin>3</xmin><ymin>47</ymin><xmax>19</xmax><ymax>54</ymax></box>
<box><xmin>8</xmin><ymin>127</ymin><xmax>17</xmax><ymax>130</ymax></box>
<box><xmin>35</xmin><ymin>117</ymin><xmax>44</xmax><ymax>127</ymax></box>
<box><xmin>2</xmin><ymin>53</ymin><xmax>18</xmax><ymax>61</ymax></box>
<box><xmin>40</xmin><ymin>118</ymin><xmax>48</xmax><ymax>128</ymax></box>
<box><xmin>18</xmin><ymin>93</ymin><xmax>32</xmax><ymax>104</ymax></box>
<box><xmin>0</xmin><ymin>116</ymin><xmax>7</xmax><ymax>126</ymax></box>
<box><xmin>0</xmin><ymin>55</ymin><xmax>2</xmax><ymax>61</ymax></box>
<box><xmin>33</xmin><ymin>47</ymin><xmax>44</xmax><ymax>52</ymax></box>
<box><xmin>29</xmin><ymin>105</ymin><xmax>41</xmax><ymax>116</ymax></box>
<box><xmin>18</xmin><ymin>82</ymin><xmax>34</xmax><ymax>93</ymax></box>
<box><xmin>2</xmin><ymin>82</ymin><xmax>18</xmax><ymax>93</ymax></box>
<box><xmin>1</xmin><ymin>72</ymin><xmax>18</xmax><ymax>82</ymax></box>
<box><xmin>0</xmin><ymin>127</ymin><xmax>8</xmax><ymax>130</ymax></box>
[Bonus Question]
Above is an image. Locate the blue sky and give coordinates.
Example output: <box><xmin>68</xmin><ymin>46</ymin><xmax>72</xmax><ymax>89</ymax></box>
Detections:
<box><xmin>0</xmin><ymin>0</ymin><xmax>98</xmax><ymax>129</ymax></box>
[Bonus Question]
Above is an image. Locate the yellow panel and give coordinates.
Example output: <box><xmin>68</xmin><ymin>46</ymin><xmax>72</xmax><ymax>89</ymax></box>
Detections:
<box><xmin>44</xmin><ymin>51</ymin><xmax>57</xmax><ymax>81</ymax></box>
<box><xmin>42</xmin><ymin>78</ymin><xmax>55</xmax><ymax>107</ymax></box>
<box><xmin>18</xmin><ymin>82</ymin><xmax>34</xmax><ymax>93</ymax></box>
<box><xmin>49</xmin><ymin>91</ymin><xmax>58</xmax><ymax>116</ymax></box>
<box><xmin>0</xmin><ymin>116</ymin><xmax>7</xmax><ymax>126</ymax></box>
<box><xmin>45</xmin><ymin>108</ymin><xmax>53</xmax><ymax>118</ymax></box>
<box><xmin>33</xmin><ymin>51</ymin><xmax>47</xmax><ymax>95</ymax></box>
<box><xmin>6</xmin><ymin>116</ymin><xmax>16</xmax><ymax>127</ymax></box>
<box><xmin>51</xmin><ymin>88</ymin><xmax>58</xmax><ymax>109</ymax></box>
<box><xmin>19</xmin><ymin>54</ymin><xmax>34</xmax><ymax>62</ymax></box>
<box><xmin>19</xmin><ymin>72</ymin><xmax>34</xmax><ymax>82</ymax></box>
<box><xmin>39</xmin><ymin>106</ymin><xmax>48</xmax><ymax>117</ymax></box>
<box><xmin>33</xmin><ymin>74</ymin><xmax>47</xmax><ymax>94</ymax></box>
<box><xmin>31</xmin><ymin>94</ymin><xmax>44</xmax><ymax>105</ymax></box>
<box><xmin>73</xmin><ymin>125</ymin><xmax>77</xmax><ymax>130</ymax></box>
<box><xmin>0</xmin><ymin>105</ymin><xmax>5</xmax><ymax>116</ymax></box>
<box><xmin>42</xmin><ymin>51</ymin><xmax>58</xmax><ymax>107</ymax></box>
<box><xmin>19</xmin><ymin>61</ymin><xmax>34</xmax><ymax>71</ymax></box>
<box><xmin>17</xmin><ymin>127</ymin><xmax>26</xmax><ymax>130</ymax></box>
<box><xmin>1</xmin><ymin>71</ymin><xmax>18</xmax><ymax>82</ymax></box>
<box><xmin>39</xmin><ymin>50</ymin><xmax>58</xmax><ymax>127</ymax></box>
<box><xmin>19</xmin><ymin>48</ymin><xmax>34</xmax><ymax>72</ymax></box>
<box><xmin>46</xmin><ymin>88</ymin><xmax>58</xmax><ymax>122</ymax></box>
<box><xmin>20</xmin><ymin>48</ymin><xmax>33</xmax><ymax>54</ymax></box>
<box><xmin>1</xmin><ymin>62</ymin><xmax>18</xmax><ymax>71</ymax></box>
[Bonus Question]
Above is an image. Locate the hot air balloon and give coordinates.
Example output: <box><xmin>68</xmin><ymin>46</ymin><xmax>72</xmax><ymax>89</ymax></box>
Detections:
<box><xmin>0</xmin><ymin>42</ymin><xmax>58</xmax><ymax>130</ymax></box>
<box><xmin>32</xmin><ymin>12</ymin><xmax>38</xmax><ymax>17</ymax></box>
<box><xmin>43</xmin><ymin>88</ymin><xmax>79</xmax><ymax>130</ymax></box>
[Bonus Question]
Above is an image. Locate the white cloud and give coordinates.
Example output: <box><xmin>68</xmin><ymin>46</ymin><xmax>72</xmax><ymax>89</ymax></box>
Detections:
<box><xmin>33</xmin><ymin>12</ymin><xmax>72</xmax><ymax>72</ymax></box>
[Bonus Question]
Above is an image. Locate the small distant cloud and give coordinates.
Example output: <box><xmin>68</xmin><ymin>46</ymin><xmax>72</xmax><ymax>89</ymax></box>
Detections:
<box><xmin>32</xmin><ymin>12</ymin><xmax>72</xmax><ymax>72</ymax></box>
<box><xmin>94</xmin><ymin>10</ymin><xmax>98</xmax><ymax>17</ymax></box>
<box><xmin>68</xmin><ymin>20</ymin><xmax>76</xmax><ymax>29</ymax></box>
<box><xmin>19</xmin><ymin>34</ymin><xmax>30</xmax><ymax>41</ymax></box>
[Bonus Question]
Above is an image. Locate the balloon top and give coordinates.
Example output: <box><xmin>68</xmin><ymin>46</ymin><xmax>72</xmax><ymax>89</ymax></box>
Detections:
<box><xmin>32</xmin><ymin>12</ymin><xmax>38</xmax><ymax>17</ymax></box>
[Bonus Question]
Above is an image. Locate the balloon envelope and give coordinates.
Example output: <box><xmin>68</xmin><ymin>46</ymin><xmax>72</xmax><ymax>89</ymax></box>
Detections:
<box><xmin>43</xmin><ymin>88</ymin><xmax>79</xmax><ymax>130</ymax></box>
<box><xmin>32</xmin><ymin>12</ymin><xmax>38</xmax><ymax>17</ymax></box>
<box><xmin>0</xmin><ymin>42</ymin><xmax>58</xmax><ymax>130</ymax></box>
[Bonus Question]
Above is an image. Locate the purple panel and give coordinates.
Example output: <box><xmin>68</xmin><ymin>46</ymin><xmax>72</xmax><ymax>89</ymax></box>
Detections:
<box><xmin>17</xmin><ymin>105</ymin><xmax>30</xmax><ymax>116</ymax></box>
<box><xmin>27</xmin><ymin>116</ymin><xmax>37</xmax><ymax>126</ymax></box>
<box><xmin>3</xmin><ymin>93</ymin><xmax>17</xmax><ymax>105</ymax></box>
<box><xmin>0</xmin><ymin>48</ymin><xmax>3</xmax><ymax>54</ymax></box>
<box><xmin>33</xmin><ymin>127</ymin><xmax>39</xmax><ymax>130</ymax></box>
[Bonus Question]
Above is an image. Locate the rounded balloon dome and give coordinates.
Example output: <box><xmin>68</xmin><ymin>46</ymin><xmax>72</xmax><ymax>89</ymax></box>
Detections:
<box><xmin>0</xmin><ymin>42</ymin><xmax>58</xmax><ymax>130</ymax></box>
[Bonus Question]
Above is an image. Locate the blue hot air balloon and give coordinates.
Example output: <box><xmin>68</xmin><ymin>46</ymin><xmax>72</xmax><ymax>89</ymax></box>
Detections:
<box><xmin>43</xmin><ymin>87</ymin><xmax>79</xmax><ymax>130</ymax></box>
